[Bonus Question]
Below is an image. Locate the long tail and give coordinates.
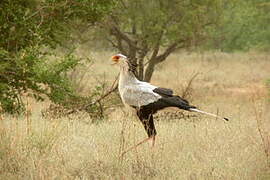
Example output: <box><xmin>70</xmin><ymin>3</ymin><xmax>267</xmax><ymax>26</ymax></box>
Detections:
<box><xmin>158</xmin><ymin>96</ymin><xmax>229</xmax><ymax>121</ymax></box>
<box><xmin>189</xmin><ymin>108</ymin><xmax>229</xmax><ymax>121</ymax></box>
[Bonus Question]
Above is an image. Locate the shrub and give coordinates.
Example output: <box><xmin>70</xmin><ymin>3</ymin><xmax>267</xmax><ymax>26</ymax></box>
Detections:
<box><xmin>0</xmin><ymin>0</ymin><xmax>115</xmax><ymax>113</ymax></box>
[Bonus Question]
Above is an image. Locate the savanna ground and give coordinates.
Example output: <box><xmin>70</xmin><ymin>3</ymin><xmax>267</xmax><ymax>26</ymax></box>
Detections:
<box><xmin>1</xmin><ymin>51</ymin><xmax>270</xmax><ymax>179</ymax></box>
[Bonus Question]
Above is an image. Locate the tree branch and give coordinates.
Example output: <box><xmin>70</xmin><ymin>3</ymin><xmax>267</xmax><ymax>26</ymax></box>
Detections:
<box><xmin>137</xmin><ymin>40</ymin><xmax>148</xmax><ymax>80</ymax></box>
<box><xmin>155</xmin><ymin>39</ymin><xmax>185</xmax><ymax>63</ymax></box>
<box><xmin>106</xmin><ymin>37</ymin><xmax>118</xmax><ymax>48</ymax></box>
<box><xmin>144</xmin><ymin>39</ymin><xmax>185</xmax><ymax>82</ymax></box>
<box><xmin>109</xmin><ymin>21</ymin><xmax>140</xmax><ymax>51</ymax></box>
<box><xmin>150</xmin><ymin>30</ymin><xmax>164</xmax><ymax>60</ymax></box>
<box><xmin>66</xmin><ymin>74</ymin><xmax>119</xmax><ymax>115</ymax></box>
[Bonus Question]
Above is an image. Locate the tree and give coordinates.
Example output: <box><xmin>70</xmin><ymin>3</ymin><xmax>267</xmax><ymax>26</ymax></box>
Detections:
<box><xmin>102</xmin><ymin>0</ymin><xmax>225</xmax><ymax>81</ymax></box>
<box><xmin>0</xmin><ymin>0</ymin><xmax>115</xmax><ymax>113</ymax></box>
<box><xmin>206</xmin><ymin>0</ymin><xmax>270</xmax><ymax>52</ymax></box>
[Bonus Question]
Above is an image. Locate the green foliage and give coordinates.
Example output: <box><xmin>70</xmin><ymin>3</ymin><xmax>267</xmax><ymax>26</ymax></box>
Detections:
<box><xmin>206</xmin><ymin>0</ymin><xmax>270</xmax><ymax>51</ymax></box>
<box><xmin>103</xmin><ymin>0</ymin><xmax>226</xmax><ymax>81</ymax></box>
<box><xmin>0</xmin><ymin>0</ymin><xmax>114</xmax><ymax>51</ymax></box>
<box><xmin>0</xmin><ymin>47</ymin><xmax>84</xmax><ymax>113</ymax></box>
<box><xmin>0</xmin><ymin>0</ymin><xmax>115</xmax><ymax>113</ymax></box>
<box><xmin>0</xmin><ymin>46</ymin><xmax>45</xmax><ymax>113</ymax></box>
<box><xmin>110</xmin><ymin>0</ymin><xmax>223</xmax><ymax>48</ymax></box>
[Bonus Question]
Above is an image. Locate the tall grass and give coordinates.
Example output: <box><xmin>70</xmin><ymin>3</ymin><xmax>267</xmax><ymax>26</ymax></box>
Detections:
<box><xmin>0</xmin><ymin>51</ymin><xmax>270</xmax><ymax>179</ymax></box>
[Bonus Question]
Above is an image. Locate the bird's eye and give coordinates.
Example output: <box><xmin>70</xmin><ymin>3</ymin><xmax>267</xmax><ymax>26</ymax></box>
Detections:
<box><xmin>112</xmin><ymin>55</ymin><xmax>120</xmax><ymax>60</ymax></box>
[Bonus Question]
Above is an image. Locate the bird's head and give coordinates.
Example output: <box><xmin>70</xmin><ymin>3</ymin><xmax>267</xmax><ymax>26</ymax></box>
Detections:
<box><xmin>111</xmin><ymin>54</ymin><xmax>128</xmax><ymax>66</ymax></box>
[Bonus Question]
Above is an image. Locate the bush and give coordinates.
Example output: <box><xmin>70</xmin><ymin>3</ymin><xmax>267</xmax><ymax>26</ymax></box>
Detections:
<box><xmin>0</xmin><ymin>0</ymin><xmax>115</xmax><ymax>113</ymax></box>
<box><xmin>0</xmin><ymin>47</ymin><xmax>85</xmax><ymax>113</ymax></box>
<box><xmin>205</xmin><ymin>0</ymin><xmax>270</xmax><ymax>52</ymax></box>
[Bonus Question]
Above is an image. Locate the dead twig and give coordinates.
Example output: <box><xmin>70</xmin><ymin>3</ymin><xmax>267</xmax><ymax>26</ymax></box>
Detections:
<box><xmin>251</xmin><ymin>93</ymin><xmax>270</xmax><ymax>167</ymax></box>
<box><xmin>66</xmin><ymin>74</ymin><xmax>119</xmax><ymax>115</ymax></box>
<box><xmin>85</xmin><ymin>73</ymin><xmax>119</xmax><ymax>108</ymax></box>
<box><xmin>181</xmin><ymin>72</ymin><xmax>201</xmax><ymax>99</ymax></box>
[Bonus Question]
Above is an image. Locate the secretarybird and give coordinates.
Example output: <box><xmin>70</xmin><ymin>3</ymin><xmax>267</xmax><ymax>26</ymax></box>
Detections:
<box><xmin>111</xmin><ymin>54</ymin><xmax>229</xmax><ymax>153</ymax></box>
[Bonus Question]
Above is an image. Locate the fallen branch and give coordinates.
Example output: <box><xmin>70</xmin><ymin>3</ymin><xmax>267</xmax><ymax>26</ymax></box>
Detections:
<box><xmin>66</xmin><ymin>74</ymin><xmax>119</xmax><ymax>115</ymax></box>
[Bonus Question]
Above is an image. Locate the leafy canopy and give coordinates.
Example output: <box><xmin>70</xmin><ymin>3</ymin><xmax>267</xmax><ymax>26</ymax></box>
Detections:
<box><xmin>104</xmin><ymin>0</ymin><xmax>226</xmax><ymax>81</ymax></box>
<box><xmin>0</xmin><ymin>0</ymin><xmax>115</xmax><ymax>113</ymax></box>
<box><xmin>206</xmin><ymin>0</ymin><xmax>270</xmax><ymax>51</ymax></box>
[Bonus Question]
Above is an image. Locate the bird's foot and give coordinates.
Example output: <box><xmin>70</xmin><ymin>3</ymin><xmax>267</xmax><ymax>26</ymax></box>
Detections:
<box><xmin>120</xmin><ymin>136</ymin><xmax>155</xmax><ymax>157</ymax></box>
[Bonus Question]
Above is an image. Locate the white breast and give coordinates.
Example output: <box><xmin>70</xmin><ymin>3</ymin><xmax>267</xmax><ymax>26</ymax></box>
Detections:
<box><xmin>117</xmin><ymin>65</ymin><xmax>162</xmax><ymax>107</ymax></box>
<box><xmin>119</xmin><ymin>80</ymin><xmax>161</xmax><ymax>107</ymax></box>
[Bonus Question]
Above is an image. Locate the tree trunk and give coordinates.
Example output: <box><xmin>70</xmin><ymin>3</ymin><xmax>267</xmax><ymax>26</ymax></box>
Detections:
<box><xmin>137</xmin><ymin>47</ymin><xmax>148</xmax><ymax>80</ymax></box>
<box><xmin>128</xmin><ymin>57</ymin><xmax>139</xmax><ymax>78</ymax></box>
<box><xmin>138</xmin><ymin>57</ymin><xmax>144</xmax><ymax>80</ymax></box>
<box><xmin>144</xmin><ymin>60</ymin><xmax>156</xmax><ymax>82</ymax></box>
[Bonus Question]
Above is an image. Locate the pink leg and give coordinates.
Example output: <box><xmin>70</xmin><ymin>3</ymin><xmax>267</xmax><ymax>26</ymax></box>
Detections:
<box><xmin>151</xmin><ymin>135</ymin><xmax>156</xmax><ymax>147</ymax></box>
<box><xmin>121</xmin><ymin>136</ymin><xmax>155</xmax><ymax>156</ymax></box>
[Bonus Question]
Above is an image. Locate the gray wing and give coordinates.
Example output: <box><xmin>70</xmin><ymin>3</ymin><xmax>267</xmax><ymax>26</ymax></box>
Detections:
<box><xmin>153</xmin><ymin>87</ymin><xmax>173</xmax><ymax>97</ymax></box>
<box><xmin>121</xmin><ymin>85</ymin><xmax>162</xmax><ymax>107</ymax></box>
<box><xmin>153</xmin><ymin>87</ymin><xmax>189</xmax><ymax>104</ymax></box>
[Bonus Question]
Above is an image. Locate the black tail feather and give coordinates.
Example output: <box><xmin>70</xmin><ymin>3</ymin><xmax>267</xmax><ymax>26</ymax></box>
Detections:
<box><xmin>160</xmin><ymin>96</ymin><xmax>196</xmax><ymax>110</ymax></box>
<box><xmin>138</xmin><ymin>96</ymin><xmax>195</xmax><ymax>115</ymax></box>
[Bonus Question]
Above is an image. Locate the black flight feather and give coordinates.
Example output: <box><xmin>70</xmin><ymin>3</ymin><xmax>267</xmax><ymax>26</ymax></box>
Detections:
<box><xmin>136</xmin><ymin>95</ymin><xmax>196</xmax><ymax>137</ymax></box>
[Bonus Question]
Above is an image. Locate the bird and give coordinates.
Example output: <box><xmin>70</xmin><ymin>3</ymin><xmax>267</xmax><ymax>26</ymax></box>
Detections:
<box><xmin>111</xmin><ymin>53</ymin><xmax>229</xmax><ymax>154</ymax></box>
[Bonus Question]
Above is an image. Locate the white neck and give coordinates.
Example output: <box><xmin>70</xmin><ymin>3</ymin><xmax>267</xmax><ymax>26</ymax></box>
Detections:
<box><xmin>118</xmin><ymin>65</ymin><xmax>138</xmax><ymax>89</ymax></box>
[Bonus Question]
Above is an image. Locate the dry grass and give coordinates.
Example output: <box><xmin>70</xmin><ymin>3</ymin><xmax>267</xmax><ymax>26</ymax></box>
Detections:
<box><xmin>1</xmin><ymin>51</ymin><xmax>270</xmax><ymax>179</ymax></box>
